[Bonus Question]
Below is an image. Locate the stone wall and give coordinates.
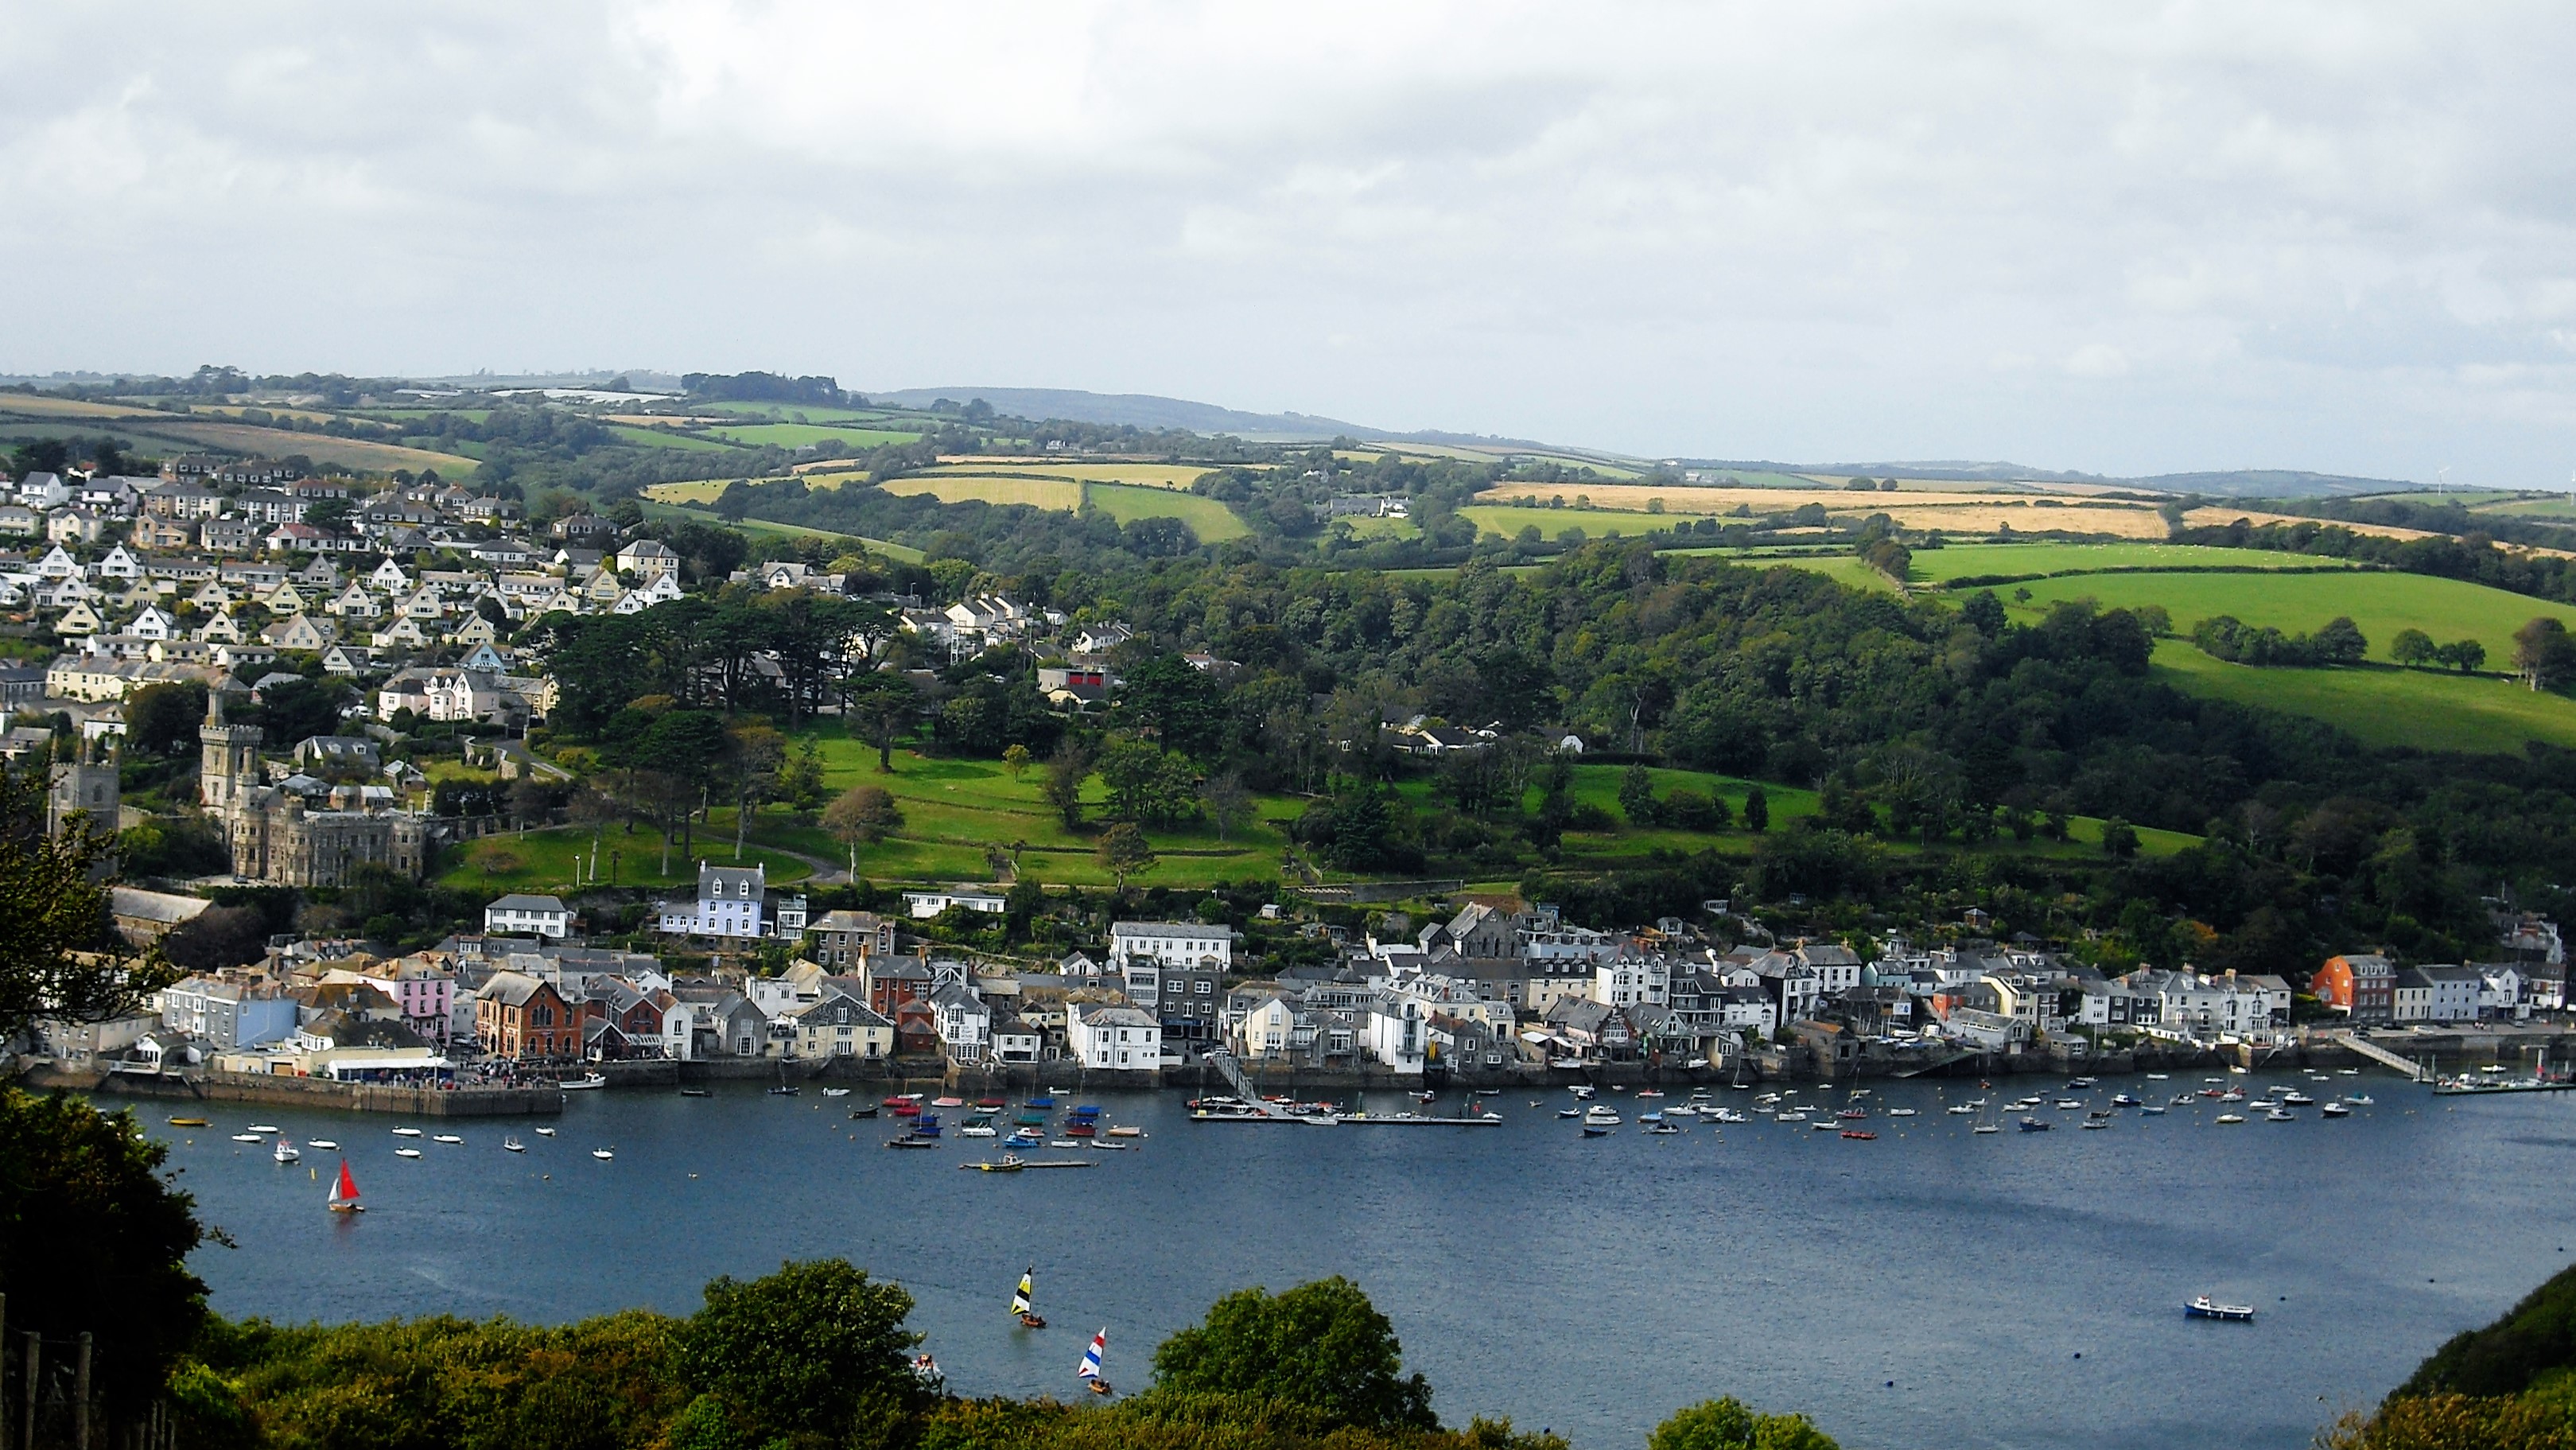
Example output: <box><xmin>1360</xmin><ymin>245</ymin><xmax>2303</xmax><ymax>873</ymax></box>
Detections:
<box><xmin>22</xmin><ymin>1065</ymin><xmax>562</xmax><ymax>1117</ymax></box>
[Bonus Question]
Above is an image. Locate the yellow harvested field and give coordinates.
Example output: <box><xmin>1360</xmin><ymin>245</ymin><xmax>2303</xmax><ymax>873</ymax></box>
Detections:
<box><xmin>2181</xmin><ymin>504</ymin><xmax>2576</xmax><ymax>561</ymax></box>
<box><xmin>1476</xmin><ymin>484</ymin><xmax>2173</xmax><ymax>538</ymax></box>
<box><xmin>643</xmin><ymin>480</ymin><xmax>734</xmax><ymax>503</ymax></box>
<box><xmin>880</xmin><ymin>474</ymin><xmax>1086</xmax><ymax>510</ymax></box>
<box><xmin>0</xmin><ymin>395</ymin><xmax>157</xmax><ymax>420</ymax></box>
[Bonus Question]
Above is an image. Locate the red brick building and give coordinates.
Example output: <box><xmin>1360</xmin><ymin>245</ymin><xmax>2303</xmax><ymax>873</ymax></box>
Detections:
<box><xmin>475</xmin><ymin>971</ymin><xmax>578</xmax><ymax>1059</ymax></box>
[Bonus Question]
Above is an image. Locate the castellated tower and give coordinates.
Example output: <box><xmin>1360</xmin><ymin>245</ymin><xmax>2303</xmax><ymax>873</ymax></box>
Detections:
<box><xmin>199</xmin><ymin>689</ymin><xmax>262</xmax><ymax>811</ymax></box>
<box><xmin>47</xmin><ymin>734</ymin><xmax>119</xmax><ymax>836</ymax></box>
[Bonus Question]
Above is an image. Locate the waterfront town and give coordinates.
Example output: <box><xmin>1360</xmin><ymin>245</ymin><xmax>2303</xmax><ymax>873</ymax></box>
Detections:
<box><xmin>4</xmin><ymin>446</ymin><xmax>2571</xmax><ymax>1105</ymax></box>
<box><xmin>30</xmin><ymin>870</ymin><xmax>2572</xmax><ymax>1097</ymax></box>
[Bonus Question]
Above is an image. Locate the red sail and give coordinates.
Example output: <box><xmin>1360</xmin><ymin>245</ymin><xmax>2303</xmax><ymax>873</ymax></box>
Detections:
<box><xmin>333</xmin><ymin>1159</ymin><xmax>359</xmax><ymax>1202</ymax></box>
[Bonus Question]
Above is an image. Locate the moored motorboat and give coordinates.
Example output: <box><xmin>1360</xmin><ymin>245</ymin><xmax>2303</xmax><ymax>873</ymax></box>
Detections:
<box><xmin>394</xmin><ymin>1146</ymin><xmax>422</xmax><ymax>1158</ymax></box>
<box><xmin>392</xmin><ymin>1126</ymin><xmax>423</xmax><ymax>1137</ymax></box>
<box><xmin>504</xmin><ymin>1137</ymin><xmax>526</xmax><ymax>1152</ymax></box>
<box><xmin>230</xmin><ymin>1132</ymin><xmax>265</xmax><ymax>1143</ymax></box>
<box><xmin>2320</xmin><ymin>1102</ymin><xmax>2352</xmax><ymax>1118</ymax></box>
<box><xmin>309</xmin><ymin>1138</ymin><xmax>339</xmax><ymax>1149</ymax></box>
<box><xmin>2018</xmin><ymin>1118</ymin><xmax>2051</xmax><ymax>1132</ymax></box>
<box><xmin>169</xmin><ymin>1116</ymin><xmax>210</xmax><ymax>1127</ymax></box>
<box><xmin>433</xmin><ymin>1133</ymin><xmax>464</xmax><ymax>1145</ymax></box>
<box><xmin>887</xmin><ymin>1136</ymin><xmax>937</xmax><ymax>1149</ymax></box>
<box><xmin>562</xmin><ymin>1073</ymin><xmax>608</xmax><ymax>1090</ymax></box>
<box><xmin>2214</xmin><ymin>1113</ymin><xmax>2246</xmax><ymax>1125</ymax></box>
<box><xmin>1840</xmin><ymin>1129</ymin><xmax>1877</xmax><ymax>1140</ymax></box>
<box><xmin>247</xmin><ymin>1123</ymin><xmax>281</xmax><ymax>1134</ymax></box>
<box><xmin>592</xmin><ymin>1147</ymin><xmax>615</xmax><ymax>1160</ymax></box>
<box><xmin>2185</xmin><ymin>1296</ymin><xmax>2255</xmax><ymax>1321</ymax></box>
<box><xmin>534</xmin><ymin>1126</ymin><xmax>557</xmax><ymax>1137</ymax></box>
<box><xmin>273</xmin><ymin>1137</ymin><xmax>300</xmax><ymax>1164</ymax></box>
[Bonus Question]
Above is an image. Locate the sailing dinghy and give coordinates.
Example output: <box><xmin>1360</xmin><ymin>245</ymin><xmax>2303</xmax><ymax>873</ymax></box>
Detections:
<box><xmin>1078</xmin><ymin>1328</ymin><xmax>1110</xmax><ymax>1394</ymax></box>
<box><xmin>1013</xmin><ymin>1266</ymin><xmax>1046</xmax><ymax>1328</ymax></box>
<box><xmin>326</xmin><ymin>1158</ymin><xmax>363</xmax><ymax>1213</ymax></box>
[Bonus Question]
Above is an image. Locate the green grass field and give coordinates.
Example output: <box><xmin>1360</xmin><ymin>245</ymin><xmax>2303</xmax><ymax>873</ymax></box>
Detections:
<box><xmin>439</xmin><ymin>826</ymin><xmax>815</xmax><ymax>896</ymax></box>
<box><xmin>693</xmin><ymin>402</ymin><xmax>916</xmax><ymax>426</ymax></box>
<box><xmin>704</xmin><ymin>423</ymin><xmax>923</xmax><ymax>449</ymax></box>
<box><xmin>634</xmin><ymin>501</ymin><xmax>919</xmax><ymax>558</ymax></box>
<box><xmin>2006</xmin><ymin>569</ymin><xmax>2576</xmax><ymax>666</ymax></box>
<box><xmin>1083</xmin><ymin>482</ymin><xmax>1249</xmax><ymax>540</ymax></box>
<box><xmin>1461</xmin><ymin>505</ymin><xmax>1700</xmax><ymax>541</ymax></box>
<box><xmin>923</xmin><ymin>461</ymin><xmax>1222</xmax><ymax>488</ymax></box>
<box><xmin>2150</xmin><ymin>641</ymin><xmax>2576</xmax><ymax>753</ymax></box>
<box><xmin>608</xmin><ymin>424</ymin><xmax>740</xmax><ymax>453</ymax></box>
<box><xmin>1917</xmin><ymin>542</ymin><xmax>2368</xmax><ymax>582</ymax></box>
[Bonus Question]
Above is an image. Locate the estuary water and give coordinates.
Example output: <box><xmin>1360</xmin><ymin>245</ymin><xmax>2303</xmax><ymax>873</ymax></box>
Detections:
<box><xmin>135</xmin><ymin>1072</ymin><xmax>2576</xmax><ymax>1450</ymax></box>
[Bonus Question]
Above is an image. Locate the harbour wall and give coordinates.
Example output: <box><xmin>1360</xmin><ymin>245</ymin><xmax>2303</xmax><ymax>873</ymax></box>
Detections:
<box><xmin>21</xmin><ymin>1066</ymin><xmax>565</xmax><ymax>1117</ymax></box>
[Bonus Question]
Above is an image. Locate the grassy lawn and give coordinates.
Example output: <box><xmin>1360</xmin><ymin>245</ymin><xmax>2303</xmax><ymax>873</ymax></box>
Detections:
<box><xmin>135</xmin><ymin>419</ymin><xmax>484</xmax><ymax>476</ymax></box>
<box><xmin>438</xmin><ymin>826</ymin><xmax>815</xmax><ymax>896</ymax></box>
<box><xmin>1339</xmin><ymin>516</ymin><xmax>1421</xmax><ymax>541</ymax></box>
<box><xmin>772</xmin><ymin>736</ymin><xmax>1288</xmax><ymax>888</ymax></box>
<box><xmin>2006</xmin><ymin>569</ymin><xmax>2576</xmax><ymax>666</ymax></box>
<box><xmin>2151</xmin><ymin>640</ymin><xmax>2576</xmax><ymax>753</ymax></box>
<box><xmin>634</xmin><ymin>501</ymin><xmax>904</xmax><ymax>557</ymax></box>
<box><xmin>1916</xmin><ymin>542</ymin><xmax>2368</xmax><ymax>582</ymax></box>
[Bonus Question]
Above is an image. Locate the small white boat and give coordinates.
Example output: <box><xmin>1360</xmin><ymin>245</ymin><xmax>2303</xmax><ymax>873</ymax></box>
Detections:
<box><xmin>1886</xmin><ymin>1107</ymin><xmax>1916</xmax><ymax>1118</ymax></box>
<box><xmin>1583</xmin><ymin>1106</ymin><xmax>1622</xmax><ymax>1127</ymax></box>
<box><xmin>503</xmin><ymin>1137</ymin><xmax>526</xmax><ymax>1152</ymax></box>
<box><xmin>2214</xmin><ymin>1114</ymin><xmax>2246</xmax><ymax>1125</ymax></box>
<box><xmin>1711</xmin><ymin>1108</ymin><xmax>1746</xmax><ymax>1123</ymax></box>
<box><xmin>1948</xmin><ymin>1105</ymin><xmax>1976</xmax><ymax>1115</ymax></box>
<box><xmin>2186</xmin><ymin>1295</ymin><xmax>2255</xmax><ymax>1321</ymax></box>
<box><xmin>534</xmin><ymin>1126</ymin><xmax>558</xmax><ymax>1136</ymax></box>
<box><xmin>433</xmin><ymin>1134</ymin><xmax>464</xmax><ymax>1145</ymax></box>
<box><xmin>2319</xmin><ymin>1102</ymin><xmax>2351</xmax><ymax>1118</ymax></box>
<box><xmin>308</xmin><ymin>1138</ymin><xmax>339</xmax><ymax>1150</ymax></box>
<box><xmin>2348</xmin><ymin>1094</ymin><xmax>2374</xmax><ymax>1106</ymax></box>
<box><xmin>1972</xmin><ymin>1123</ymin><xmax>2000</xmax><ymax>1134</ymax></box>
<box><xmin>246</xmin><ymin>1123</ymin><xmax>282</xmax><ymax>1134</ymax></box>
<box><xmin>1776</xmin><ymin>1110</ymin><xmax>1809</xmax><ymax>1123</ymax></box>
<box><xmin>592</xmin><ymin>1148</ymin><xmax>615</xmax><ymax>1160</ymax></box>
<box><xmin>272</xmin><ymin>1137</ymin><xmax>300</xmax><ymax>1163</ymax></box>
<box><xmin>2146</xmin><ymin>1072</ymin><xmax>2170</xmax><ymax>1080</ymax></box>
<box><xmin>958</xmin><ymin>1125</ymin><xmax>998</xmax><ymax>1138</ymax></box>
<box><xmin>561</xmin><ymin>1074</ymin><xmax>608</xmax><ymax>1090</ymax></box>
<box><xmin>394</xmin><ymin>1147</ymin><xmax>422</xmax><ymax>1158</ymax></box>
<box><xmin>822</xmin><ymin>1088</ymin><xmax>851</xmax><ymax>1098</ymax></box>
<box><xmin>230</xmin><ymin>1133</ymin><xmax>264</xmax><ymax>1143</ymax></box>
<box><xmin>392</xmin><ymin>1127</ymin><xmax>423</xmax><ymax>1137</ymax></box>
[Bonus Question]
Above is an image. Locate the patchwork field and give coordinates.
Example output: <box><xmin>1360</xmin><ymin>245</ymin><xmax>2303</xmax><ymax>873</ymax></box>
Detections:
<box><xmin>1478</xmin><ymin>484</ymin><xmax>2174</xmax><ymax>538</ymax></box>
<box><xmin>877</xmin><ymin>474</ymin><xmax>1085</xmax><ymax>511</ymax></box>
<box><xmin>816</xmin><ymin>471</ymin><xmax>1251</xmax><ymax>541</ymax></box>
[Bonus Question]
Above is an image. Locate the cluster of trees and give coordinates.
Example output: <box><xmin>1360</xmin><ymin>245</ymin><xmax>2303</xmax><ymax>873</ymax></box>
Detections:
<box><xmin>2186</xmin><ymin>613</ymin><xmax>2368</xmax><ymax>667</ymax></box>
<box><xmin>2388</xmin><ymin>628</ymin><xmax>2489</xmax><ymax>673</ymax></box>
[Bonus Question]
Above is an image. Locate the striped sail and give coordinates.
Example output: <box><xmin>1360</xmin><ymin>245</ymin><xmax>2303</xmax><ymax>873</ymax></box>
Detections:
<box><xmin>1077</xmin><ymin>1329</ymin><xmax>1105</xmax><ymax>1380</ymax></box>
<box><xmin>1012</xmin><ymin>1269</ymin><xmax>1034</xmax><ymax>1316</ymax></box>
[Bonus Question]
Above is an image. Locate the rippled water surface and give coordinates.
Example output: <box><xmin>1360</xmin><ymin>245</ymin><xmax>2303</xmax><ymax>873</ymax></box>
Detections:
<box><xmin>135</xmin><ymin>1074</ymin><xmax>2576</xmax><ymax>1450</ymax></box>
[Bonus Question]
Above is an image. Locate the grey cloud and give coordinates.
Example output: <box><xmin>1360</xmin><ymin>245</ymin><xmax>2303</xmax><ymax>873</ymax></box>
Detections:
<box><xmin>2</xmin><ymin>2</ymin><xmax>2575</xmax><ymax>483</ymax></box>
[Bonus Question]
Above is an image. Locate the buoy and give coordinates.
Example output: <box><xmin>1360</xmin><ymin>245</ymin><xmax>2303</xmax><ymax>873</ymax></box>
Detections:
<box><xmin>2073</xmin><ymin>1352</ymin><xmax>2081</xmax><ymax>1359</ymax></box>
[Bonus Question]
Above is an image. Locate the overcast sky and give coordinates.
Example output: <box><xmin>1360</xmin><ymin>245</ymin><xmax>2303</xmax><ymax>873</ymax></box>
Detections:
<box><xmin>6</xmin><ymin>2</ymin><xmax>2574</xmax><ymax>482</ymax></box>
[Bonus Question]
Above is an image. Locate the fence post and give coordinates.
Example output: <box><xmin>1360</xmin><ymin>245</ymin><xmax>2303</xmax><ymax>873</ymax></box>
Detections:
<box><xmin>21</xmin><ymin>1333</ymin><xmax>37</xmax><ymax>1450</ymax></box>
<box><xmin>73</xmin><ymin>1332</ymin><xmax>91</xmax><ymax>1450</ymax></box>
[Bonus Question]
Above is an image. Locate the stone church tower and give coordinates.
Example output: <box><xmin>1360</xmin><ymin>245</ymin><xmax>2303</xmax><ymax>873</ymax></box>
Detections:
<box><xmin>199</xmin><ymin>689</ymin><xmax>262</xmax><ymax>811</ymax></box>
<box><xmin>46</xmin><ymin>735</ymin><xmax>119</xmax><ymax>836</ymax></box>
